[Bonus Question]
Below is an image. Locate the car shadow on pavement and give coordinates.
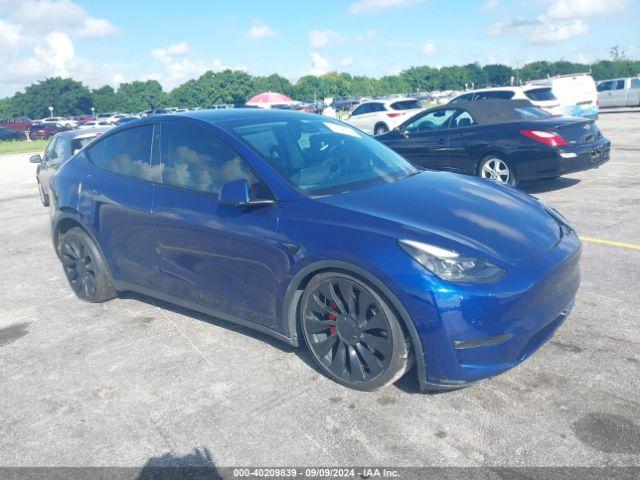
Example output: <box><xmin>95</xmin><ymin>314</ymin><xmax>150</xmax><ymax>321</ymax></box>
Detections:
<box><xmin>119</xmin><ymin>291</ymin><xmax>342</xmax><ymax>383</ymax></box>
<box><xmin>119</xmin><ymin>291</ymin><xmax>297</xmax><ymax>355</ymax></box>
<box><xmin>520</xmin><ymin>177</ymin><xmax>581</xmax><ymax>194</ymax></box>
<box><xmin>138</xmin><ymin>447</ymin><xmax>222</xmax><ymax>480</ymax></box>
<box><xmin>120</xmin><ymin>291</ymin><xmax>437</xmax><ymax>395</ymax></box>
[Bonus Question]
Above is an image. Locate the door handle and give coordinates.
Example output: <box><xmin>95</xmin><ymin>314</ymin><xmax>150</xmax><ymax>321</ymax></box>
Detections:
<box><xmin>85</xmin><ymin>189</ymin><xmax>100</xmax><ymax>196</ymax></box>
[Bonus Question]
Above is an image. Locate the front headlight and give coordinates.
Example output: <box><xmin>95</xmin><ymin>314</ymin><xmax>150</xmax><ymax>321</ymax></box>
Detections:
<box><xmin>398</xmin><ymin>239</ymin><xmax>507</xmax><ymax>284</ymax></box>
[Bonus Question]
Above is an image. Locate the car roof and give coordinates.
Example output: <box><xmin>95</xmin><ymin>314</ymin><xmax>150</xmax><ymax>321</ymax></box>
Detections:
<box><xmin>139</xmin><ymin>108</ymin><xmax>329</xmax><ymax>126</ymax></box>
<box><xmin>55</xmin><ymin>127</ymin><xmax>111</xmax><ymax>140</ymax></box>
<box><xmin>426</xmin><ymin>99</ymin><xmax>540</xmax><ymax>125</ymax></box>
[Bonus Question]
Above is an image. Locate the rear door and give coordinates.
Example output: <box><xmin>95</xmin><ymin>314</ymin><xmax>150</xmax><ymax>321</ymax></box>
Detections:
<box><xmin>384</xmin><ymin>108</ymin><xmax>456</xmax><ymax>169</ymax></box>
<box><xmin>151</xmin><ymin>121</ymin><xmax>287</xmax><ymax>332</ymax></box>
<box><xmin>80</xmin><ymin>123</ymin><xmax>162</xmax><ymax>289</ymax></box>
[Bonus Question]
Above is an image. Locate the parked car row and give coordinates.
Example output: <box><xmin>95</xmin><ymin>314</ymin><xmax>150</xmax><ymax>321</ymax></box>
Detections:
<box><xmin>38</xmin><ymin>107</ymin><xmax>586</xmax><ymax>392</ymax></box>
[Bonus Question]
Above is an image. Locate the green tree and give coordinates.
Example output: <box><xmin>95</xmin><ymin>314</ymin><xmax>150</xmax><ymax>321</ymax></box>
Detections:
<box><xmin>91</xmin><ymin>85</ymin><xmax>119</xmax><ymax>113</ymax></box>
<box><xmin>252</xmin><ymin>74</ymin><xmax>294</xmax><ymax>97</ymax></box>
<box><xmin>198</xmin><ymin>70</ymin><xmax>255</xmax><ymax>105</ymax></box>
<box><xmin>482</xmin><ymin>64</ymin><xmax>514</xmax><ymax>86</ymax></box>
<box><xmin>10</xmin><ymin>77</ymin><xmax>93</xmax><ymax>118</ymax></box>
<box><xmin>0</xmin><ymin>97</ymin><xmax>14</xmax><ymax>118</ymax></box>
<box><xmin>115</xmin><ymin>80</ymin><xmax>166</xmax><ymax>112</ymax></box>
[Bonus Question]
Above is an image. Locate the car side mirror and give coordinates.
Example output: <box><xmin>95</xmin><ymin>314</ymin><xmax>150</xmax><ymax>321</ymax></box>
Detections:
<box><xmin>30</xmin><ymin>154</ymin><xmax>42</xmax><ymax>164</ymax></box>
<box><xmin>218</xmin><ymin>179</ymin><xmax>274</xmax><ymax>207</ymax></box>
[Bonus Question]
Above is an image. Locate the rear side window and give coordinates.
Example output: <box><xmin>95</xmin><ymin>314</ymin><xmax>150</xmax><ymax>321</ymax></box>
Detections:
<box><xmin>525</xmin><ymin>88</ymin><xmax>557</xmax><ymax>101</ymax></box>
<box><xmin>451</xmin><ymin>93</ymin><xmax>473</xmax><ymax>103</ymax></box>
<box><xmin>86</xmin><ymin>125</ymin><xmax>154</xmax><ymax>181</ymax></box>
<box><xmin>160</xmin><ymin>122</ymin><xmax>261</xmax><ymax>196</ymax></box>
<box><xmin>614</xmin><ymin>80</ymin><xmax>625</xmax><ymax>90</ymax></box>
<box><xmin>473</xmin><ymin>90</ymin><xmax>515</xmax><ymax>100</ymax></box>
<box><xmin>631</xmin><ymin>79</ymin><xmax>640</xmax><ymax>89</ymax></box>
<box><xmin>390</xmin><ymin>100</ymin><xmax>422</xmax><ymax>110</ymax></box>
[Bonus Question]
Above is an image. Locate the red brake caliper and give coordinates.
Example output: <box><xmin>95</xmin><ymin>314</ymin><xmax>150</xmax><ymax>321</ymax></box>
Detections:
<box><xmin>328</xmin><ymin>302</ymin><xmax>337</xmax><ymax>335</ymax></box>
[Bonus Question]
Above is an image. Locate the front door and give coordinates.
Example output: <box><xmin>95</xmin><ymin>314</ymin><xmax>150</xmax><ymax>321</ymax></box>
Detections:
<box><xmin>151</xmin><ymin>121</ymin><xmax>289</xmax><ymax>332</ymax></box>
<box><xmin>383</xmin><ymin>108</ymin><xmax>456</xmax><ymax>170</ymax></box>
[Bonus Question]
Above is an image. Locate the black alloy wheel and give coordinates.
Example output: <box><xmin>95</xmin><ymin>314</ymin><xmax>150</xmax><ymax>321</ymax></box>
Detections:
<box><xmin>301</xmin><ymin>272</ymin><xmax>412</xmax><ymax>390</ymax></box>
<box><xmin>60</xmin><ymin>227</ymin><xmax>117</xmax><ymax>303</ymax></box>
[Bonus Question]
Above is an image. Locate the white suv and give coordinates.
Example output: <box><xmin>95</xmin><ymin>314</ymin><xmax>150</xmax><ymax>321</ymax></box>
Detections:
<box><xmin>345</xmin><ymin>98</ymin><xmax>424</xmax><ymax>135</ymax></box>
<box><xmin>41</xmin><ymin>117</ymin><xmax>78</xmax><ymax>128</ymax></box>
<box><xmin>449</xmin><ymin>86</ymin><xmax>563</xmax><ymax>116</ymax></box>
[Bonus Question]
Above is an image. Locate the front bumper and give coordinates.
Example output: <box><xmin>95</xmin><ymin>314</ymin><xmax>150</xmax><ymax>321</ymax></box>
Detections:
<box><xmin>385</xmin><ymin>231</ymin><xmax>581</xmax><ymax>390</ymax></box>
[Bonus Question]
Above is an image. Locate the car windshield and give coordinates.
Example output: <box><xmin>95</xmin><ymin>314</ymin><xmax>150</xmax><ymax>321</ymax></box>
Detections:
<box><xmin>513</xmin><ymin>106</ymin><xmax>551</xmax><ymax>119</ymax></box>
<box><xmin>228</xmin><ymin>117</ymin><xmax>417</xmax><ymax>196</ymax></box>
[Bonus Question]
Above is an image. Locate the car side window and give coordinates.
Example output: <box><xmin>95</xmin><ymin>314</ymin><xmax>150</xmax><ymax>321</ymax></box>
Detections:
<box><xmin>597</xmin><ymin>81</ymin><xmax>612</xmax><ymax>92</ymax></box>
<box><xmin>86</xmin><ymin>125</ymin><xmax>154</xmax><ymax>181</ymax></box>
<box><xmin>371</xmin><ymin>103</ymin><xmax>386</xmax><ymax>112</ymax></box>
<box><xmin>351</xmin><ymin>104</ymin><xmax>369</xmax><ymax>116</ymax></box>
<box><xmin>631</xmin><ymin>79</ymin><xmax>640</xmax><ymax>89</ymax></box>
<box><xmin>451</xmin><ymin>93</ymin><xmax>473</xmax><ymax>103</ymax></box>
<box><xmin>614</xmin><ymin>80</ymin><xmax>625</xmax><ymax>90</ymax></box>
<box><xmin>50</xmin><ymin>138</ymin><xmax>67</xmax><ymax>164</ymax></box>
<box><xmin>474</xmin><ymin>91</ymin><xmax>514</xmax><ymax>100</ymax></box>
<box><xmin>44</xmin><ymin>138</ymin><xmax>57</xmax><ymax>162</ymax></box>
<box><xmin>449</xmin><ymin>110</ymin><xmax>476</xmax><ymax>129</ymax></box>
<box><xmin>404</xmin><ymin>109</ymin><xmax>456</xmax><ymax>133</ymax></box>
<box><xmin>160</xmin><ymin>122</ymin><xmax>266</xmax><ymax>198</ymax></box>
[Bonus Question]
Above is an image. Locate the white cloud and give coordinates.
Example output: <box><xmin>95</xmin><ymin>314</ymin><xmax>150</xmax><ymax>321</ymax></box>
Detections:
<box><xmin>309</xmin><ymin>29</ymin><xmax>344</xmax><ymax>48</ymax></box>
<box><xmin>355</xmin><ymin>29</ymin><xmax>376</xmax><ymax>43</ymax></box>
<box><xmin>0</xmin><ymin>0</ymin><xmax>120</xmax><ymax>96</ymax></box>
<box><xmin>528</xmin><ymin>19</ymin><xmax>588</xmax><ymax>44</ymax></box>
<box><xmin>421</xmin><ymin>42</ymin><xmax>437</xmax><ymax>56</ymax></box>
<box><xmin>310</xmin><ymin>52</ymin><xmax>330</xmax><ymax>75</ymax></box>
<box><xmin>150</xmin><ymin>41</ymin><xmax>230</xmax><ymax>89</ymax></box>
<box><xmin>488</xmin><ymin>0</ymin><xmax>629</xmax><ymax>45</ymax></box>
<box><xmin>0</xmin><ymin>0</ymin><xmax>117</xmax><ymax>38</ymax></box>
<box><xmin>546</xmin><ymin>0</ymin><xmax>629</xmax><ymax>19</ymax></box>
<box><xmin>483</xmin><ymin>0</ymin><xmax>499</xmax><ymax>10</ymax></box>
<box><xmin>348</xmin><ymin>0</ymin><xmax>424</xmax><ymax>14</ymax></box>
<box><xmin>339</xmin><ymin>56</ymin><xmax>354</xmax><ymax>67</ymax></box>
<box><xmin>77</xmin><ymin>17</ymin><xmax>118</xmax><ymax>39</ymax></box>
<box><xmin>489</xmin><ymin>17</ymin><xmax>588</xmax><ymax>44</ymax></box>
<box><xmin>247</xmin><ymin>20</ymin><xmax>276</xmax><ymax>39</ymax></box>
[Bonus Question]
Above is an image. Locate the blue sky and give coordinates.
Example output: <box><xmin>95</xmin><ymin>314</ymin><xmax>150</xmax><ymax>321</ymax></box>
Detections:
<box><xmin>1</xmin><ymin>0</ymin><xmax>639</xmax><ymax>97</ymax></box>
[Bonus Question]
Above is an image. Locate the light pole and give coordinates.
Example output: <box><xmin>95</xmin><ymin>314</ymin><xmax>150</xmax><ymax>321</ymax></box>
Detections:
<box><xmin>48</xmin><ymin>106</ymin><xmax>53</xmax><ymax>118</ymax></box>
<box><xmin>91</xmin><ymin>107</ymin><xmax>95</xmax><ymax>117</ymax></box>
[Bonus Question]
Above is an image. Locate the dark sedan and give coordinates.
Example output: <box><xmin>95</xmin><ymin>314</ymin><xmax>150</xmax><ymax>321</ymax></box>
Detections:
<box><xmin>377</xmin><ymin>99</ymin><xmax>610</xmax><ymax>186</ymax></box>
<box><xmin>0</xmin><ymin>126</ymin><xmax>26</xmax><ymax>141</ymax></box>
<box><xmin>27</xmin><ymin>122</ymin><xmax>71</xmax><ymax>140</ymax></box>
<box><xmin>30</xmin><ymin>128</ymin><xmax>109</xmax><ymax>206</ymax></box>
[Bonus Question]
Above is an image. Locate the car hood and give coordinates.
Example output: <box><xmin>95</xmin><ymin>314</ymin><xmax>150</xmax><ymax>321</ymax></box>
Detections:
<box><xmin>318</xmin><ymin>171</ymin><xmax>562</xmax><ymax>263</ymax></box>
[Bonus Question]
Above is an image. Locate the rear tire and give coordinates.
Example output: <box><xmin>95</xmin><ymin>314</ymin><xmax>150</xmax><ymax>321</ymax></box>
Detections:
<box><xmin>374</xmin><ymin>123</ymin><xmax>389</xmax><ymax>135</ymax></box>
<box><xmin>478</xmin><ymin>155</ymin><xmax>517</xmax><ymax>186</ymax></box>
<box><xmin>59</xmin><ymin>227</ymin><xmax>117</xmax><ymax>303</ymax></box>
<box><xmin>300</xmin><ymin>272</ymin><xmax>413</xmax><ymax>391</ymax></box>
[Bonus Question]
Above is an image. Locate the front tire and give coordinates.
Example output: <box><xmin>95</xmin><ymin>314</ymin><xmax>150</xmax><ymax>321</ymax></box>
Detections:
<box><xmin>59</xmin><ymin>227</ymin><xmax>117</xmax><ymax>303</ymax></box>
<box><xmin>300</xmin><ymin>272</ymin><xmax>412</xmax><ymax>391</ymax></box>
<box><xmin>37</xmin><ymin>181</ymin><xmax>49</xmax><ymax>207</ymax></box>
<box><xmin>478</xmin><ymin>155</ymin><xmax>517</xmax><ymax>186</ymax></box>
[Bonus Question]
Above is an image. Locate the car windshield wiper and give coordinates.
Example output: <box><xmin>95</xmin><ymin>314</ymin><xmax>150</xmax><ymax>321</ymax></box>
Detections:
<box><xmin>400</xmin><ymin>170</ymin><xmax>422</xmax><ymax>180</ymax></box>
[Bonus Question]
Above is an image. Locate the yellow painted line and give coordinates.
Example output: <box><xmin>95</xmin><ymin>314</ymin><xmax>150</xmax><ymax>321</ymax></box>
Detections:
<box><xmin>580</xmin><ymin>236</ymin><xmax>640</xmax><ymax>251</ymax></box>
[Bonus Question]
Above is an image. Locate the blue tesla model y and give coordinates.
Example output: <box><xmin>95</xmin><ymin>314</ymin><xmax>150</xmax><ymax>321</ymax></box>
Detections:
<box><xmin>49</xmin><ymin>109</ymin><xmax>581</xmax><ymax>391</ymax></box>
